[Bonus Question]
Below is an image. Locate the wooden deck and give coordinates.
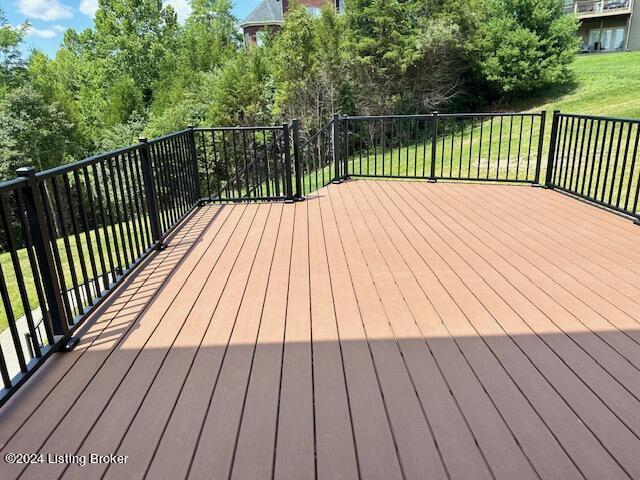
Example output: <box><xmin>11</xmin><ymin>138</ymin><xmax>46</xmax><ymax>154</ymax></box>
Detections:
<box><xmin>1</xmin><ymin>179</ymin><xmax>640</xmax><ymax>480</ymax></box>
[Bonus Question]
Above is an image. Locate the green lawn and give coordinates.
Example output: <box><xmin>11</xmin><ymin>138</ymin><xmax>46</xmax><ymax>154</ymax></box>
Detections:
<box><xmin>0</xmin><ymin>219</ymin><xmax>152</xmax><ymax>334</ymax></box>
<box><xmin>515</xmin><ymin>51</ymin><xmax>640</xmax><ymax>118</ymax></box>
<box><xmin>338</xmin><ymin>51</ymin><xmax>640</xmax><ymax>189</ymax></box>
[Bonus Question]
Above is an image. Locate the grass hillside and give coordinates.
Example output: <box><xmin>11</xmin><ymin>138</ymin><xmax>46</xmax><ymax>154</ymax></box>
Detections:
<box><xmin>328</xmin><ymin>51</ymin><xmax>640</xmax><ymax>187</ymax></box>
<box><xmin>515</xmin><ymin>51</ymin><xmax>640</xmax><ymax>118</ymax></box>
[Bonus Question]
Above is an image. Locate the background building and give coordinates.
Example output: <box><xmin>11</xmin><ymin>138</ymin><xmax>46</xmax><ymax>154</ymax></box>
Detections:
<box><xmin>240</xmin><ymin>0</ymin><xmax>343</xmax><ymax>46</ymax></box>
<box><xmin>565</xmin><ymin>0</ymin><xmax>640</xmax><ymax>52</ymax></box>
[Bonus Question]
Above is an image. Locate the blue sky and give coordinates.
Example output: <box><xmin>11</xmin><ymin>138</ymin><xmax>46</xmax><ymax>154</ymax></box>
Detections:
<box><xmin>4</xmin><ymin>0</ymin><xmax>262</xmax><ymax>57</ymax></box>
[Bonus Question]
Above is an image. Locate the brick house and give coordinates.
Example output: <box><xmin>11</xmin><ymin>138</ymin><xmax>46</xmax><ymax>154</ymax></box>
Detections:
<box><xmin>240</xmin><ymin>0</ymin><xmax>343</xmax><ymax>46</ymax></box>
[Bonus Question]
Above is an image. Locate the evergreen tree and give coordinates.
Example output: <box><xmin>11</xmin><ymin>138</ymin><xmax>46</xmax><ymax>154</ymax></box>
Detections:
<box><xmin>470</xmin><ymin>0</ymin><xmax>579</xmax><ymax>95</ymax></box>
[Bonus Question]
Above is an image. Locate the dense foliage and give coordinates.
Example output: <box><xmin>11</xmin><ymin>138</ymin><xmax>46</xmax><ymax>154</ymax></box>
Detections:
<box><xmin>470</xmin><ymin>0</ymin><xmax>580</xmax><ymax>94</ymax></box>
<box><xmin>0</xmin><ymin>0</ymin><xmax>578</xmax><ymax>180</ymax></box>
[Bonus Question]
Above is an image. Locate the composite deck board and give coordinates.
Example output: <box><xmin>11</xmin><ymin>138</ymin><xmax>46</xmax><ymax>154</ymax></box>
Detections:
<box><xmin>356</xmin><ymin>182</ymin><xmax>579</xmax><ymax>480</ymax></box>
<box><xmin>136</xmin><ymin>204</ymin><xmax>270</xmax><ymax>480</ymax></box>
<box><xmin>445</xmin><ymin>185</ymin><xmax>640</xmax><ymax>312</ymax></box>
<box><xmin>403</xmin><ymin>182</ymin><xmax>640</xmax><ymax>409</ymax></box>
<box><xmin>330</xmin><ymin>186</ymin><xmax>449</xmax><ymax>480</ymax></box>
<box><xmin>425</xmin><ymin>184</ymin><xmax>640</xmax><ymax>371</ymax></box>
<box><xmin>306</xmin><ymin>196</ymin><xmax>360</xmax><ymax>480</ymax></box>
<box><xmin>373</xmin><ymin>181</ymin><xmax>640</xmax><ymax>478</ymax></box>
<box><xmin>229</xmin><ymin>205</ymin><xmax>294</xmax><ymax>480</ymax></box>
<box><xmin>337</xmin><ymin>184</ymin><xmax>494</xmax><ymax>480</ymax></box>
<box><xmin>273</xmin><ymin>202</ymin><xmax>315</xmax><ymax>480</ymax></box>
<box><xmin>491</xmin><ymin>187</ymin><xmax>640</xmax><ymax>284</ymax></box>
<box><xmin>345</xmin><ymin>183</ymin><xmax>512</xmax><ymax>479</ymax></box>
<box><xmin>0</xmin><ymin>207</ymin><xmax>215</xmax><ymax>449</ymax></box>
<box><xmin>188</xmin><ymin>204</ymin><xmax>282</xmax><ymax>480</ymax></box>
<box><xmin>21</xmin><ymin>204</ymin><xmax>249</xmax><ymax>480</ymax></box>
<box><xmin>318</xmin><ymin>192</ymin><xmax>405</xmax><ymax>480</ymax></box>
<box><xmin>0</xmin><ymin>180</ymin><xmax>639</xmax><ymax>480</ymax></box>
<box><xmin>72</xmin><ymin>204</ymin><xmax>259</xmax><ymax>480</ymax></box>
<box><xmin>467</xmin><ymin>185</ymin><xmax>640</xmax><ymax>306</ymax></box>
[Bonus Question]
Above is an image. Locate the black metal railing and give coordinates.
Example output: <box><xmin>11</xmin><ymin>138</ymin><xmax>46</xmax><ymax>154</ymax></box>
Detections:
<box><xmin>339</xmin><ymin>112</ymin><xmax>546</xmax><ymax>184</ymax></box>
<box><xmin>195</xmin><ymin>125</ymin><xmax>295</xmax><ymax>202</ymax></box>
<box><xmin>0</xmin><ymin>129</ymin><xmax>200</xmax><ymax>404</ymax></box>
<box><xmin>546</xmin><ymin>111</ymin><xmax>640</xmax><ymax>220</ymax></box>
<box><xmin>298</xmin><ymin>116</ymin><xmax>340</xmax><ymax>196</ymax></box>
<box><xmin>2</xmin><ymin>110</ymin><xmax>640</xmax><ymax>404</ymax></box>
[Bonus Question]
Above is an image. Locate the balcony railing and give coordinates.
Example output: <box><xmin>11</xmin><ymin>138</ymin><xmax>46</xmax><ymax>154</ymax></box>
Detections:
<box><xmin>1</xmin><ymin>110</ymin><xmax>639</xmax><ymax>405</ymax></box>
<box><xmin>564</xmin><ymin>0</ymin><xmax>633</xmax><ymax>18</ymax></box>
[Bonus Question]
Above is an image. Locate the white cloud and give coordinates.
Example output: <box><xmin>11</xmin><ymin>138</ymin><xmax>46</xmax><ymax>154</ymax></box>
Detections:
<box><xmin>16</xmin><ymin>0</ymin><xmax>73</xmax><ymax>21</ymax></box>
<box><xmin>164</xmin><ymin>0</ymin><xmax>191</xmax><ymax>23</ymax></box>
<box><xmin>26</xmin><ymin>26</ymin><xmax>58</xmax><ymax>38</ymax></box>
<box><xmin>79</xmin><ymin>0</ymin><xmax>98</xmax><ymax>17</ymax></box>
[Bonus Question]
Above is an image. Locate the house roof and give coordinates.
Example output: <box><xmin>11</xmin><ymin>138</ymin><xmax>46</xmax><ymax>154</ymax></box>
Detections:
<box><xmin>240</xmin><ymin>0</ymin><xmax>284</xmax><ymax>28</ymax></box>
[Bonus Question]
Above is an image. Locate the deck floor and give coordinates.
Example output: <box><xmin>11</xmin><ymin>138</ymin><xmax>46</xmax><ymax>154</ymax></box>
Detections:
<box><xmin>1</xmin><ymin>179</ymin><xmax>640</xmax><ymax>480</ymax></box>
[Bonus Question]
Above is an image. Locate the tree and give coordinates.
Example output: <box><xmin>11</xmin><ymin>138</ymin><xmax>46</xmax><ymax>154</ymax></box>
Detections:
<box><xmin>345</xmin><ymin>0</ymin><xmax>475</xmax><ymax>114</ymax></box>
<box><xmin>268</xmin><ymin>2</ymin><xmax>352</xmax><ymax>131</ymax></box>
<box><xmin>0</xmin><ymin>8</ymin><xmax>28</xmax><ymax>97</ymax></box>
<box><xmin>470</xmin><ymin>0</ymin><xmax>579</xmax><ymax>95</ymax></box>
<box><xmin>93</xmin><ymin>0</ymin><xmax>179</xmax><ymax>102</ymax></box>
<box><xmin>0</xmin><ymin>85</ymin><xmax>79</xmax><ymax>179</ymax></box>
<box><xmin>148</xmin><ymin>0</ymin><xmax>241</xmax><ymax>126</ymax></box>
<box><xmin>183</xmin><ymin>0</ymin><xmax>240</xmax><ymax>73</ymax></box>
<box><xmin>205</xmin><ymin>47</ymin><xmax>274</xmax><ymax>126</ymax></box>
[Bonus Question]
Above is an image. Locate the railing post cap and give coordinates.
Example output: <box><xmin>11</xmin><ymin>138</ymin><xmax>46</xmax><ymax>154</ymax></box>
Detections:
<box><xmin>139</xmin><ymin>137</ymin><xmax>148</xmax><ymax>143</ymax></box>
<box><xmin>187</xmin><ymin>125</ymin><xmax>195</xmax><ymax>129</ymax></box>
<box><xmin>16</xmin><ymin>166</ymin><xmax>36</xmax><ymax>177</ymax></box>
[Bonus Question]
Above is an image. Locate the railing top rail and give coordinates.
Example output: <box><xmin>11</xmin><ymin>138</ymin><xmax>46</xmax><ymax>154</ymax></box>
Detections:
<box><xmin>557</xmin><ymin>112</ymin><xmax>640</xmax><ymax>124</ymax></box>
<box><xmin>0</xmin><ymin>177</ymin><xmax>27</xmax><ymax>193</ymax></box>
<box><xmin>343</xmin><ymin>112</ymin><xmax>543</xmax><ymax>121</ymax></box>
<box><xmin>344</xmin><ymin>114</ymin><xmax>436</xmax><ymax>121</ymax></box>
<box><xmin>35</xmin><ymin>143</ymin><xmax>144</xmax><ymax>180</ymax></box>
<box><xmin>146</xmin><ymin>128</ymin><xmax>191</xmax><ymax>145</ymax></box>
<box><xmin>34</xmin><ymin>130</ymin><xmax>194</xmax><ymax>181</ymax></box>
<box><xmin>195</xmin><ymin>125</ymin><xmax>284</xmax><ymax>132</ymax></box>
<box><xmin>438</xmin><ymin>112</ymin><xmax>543</xmax><ymax>118</ymax></box>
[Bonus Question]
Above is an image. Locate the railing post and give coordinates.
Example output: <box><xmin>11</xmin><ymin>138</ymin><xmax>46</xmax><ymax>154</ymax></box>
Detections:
<box><xmin>534</xmin><ymin>110</ymin><xmax>547</xmax><ymax>185</ymax></box>
<box><xmin>332</xmin><ymin>114</ymin><xmax>342</xmax><ymax>183</ymax></box>
<box><xmin>429</xmin><ymin>112</ymin><xmax>438</xmax><ymax>182</ymax></box>
<box><xmin>15</xmin><ymin>167</ymin><xmax>70</xmax><ymax>343</ymax></box>
<box><xmin>342</xmin><ymin>117</ymin><xmax>349</xmax><ymax>180</ymax></box>
<box><xmin>186</xmin><ymin>126</ymin><xmax>203</xmax><ymax>206</ymax></box>
<box><xmin>282</xmin><ymin>123</ymin><xmax>295</xmax><ymax>202</ymax></box>
<box><xmin>544</xmin><ymin>110</ymin><xmax>561</xmax><ymax>188</ymax></box>
<box><xmin>291</xmin><ymin>119</ymin><xmax>304</xmax><ymax>200</ymax></box>
<box><xmin>633</xmin><ymin>169</ymin><xmax>640</xmax><ymax>225</ymax></box>
<box><xmin>138</xmin><ymin>138</ymin><xmax>164</xmax><ymax>249</ymax></box>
